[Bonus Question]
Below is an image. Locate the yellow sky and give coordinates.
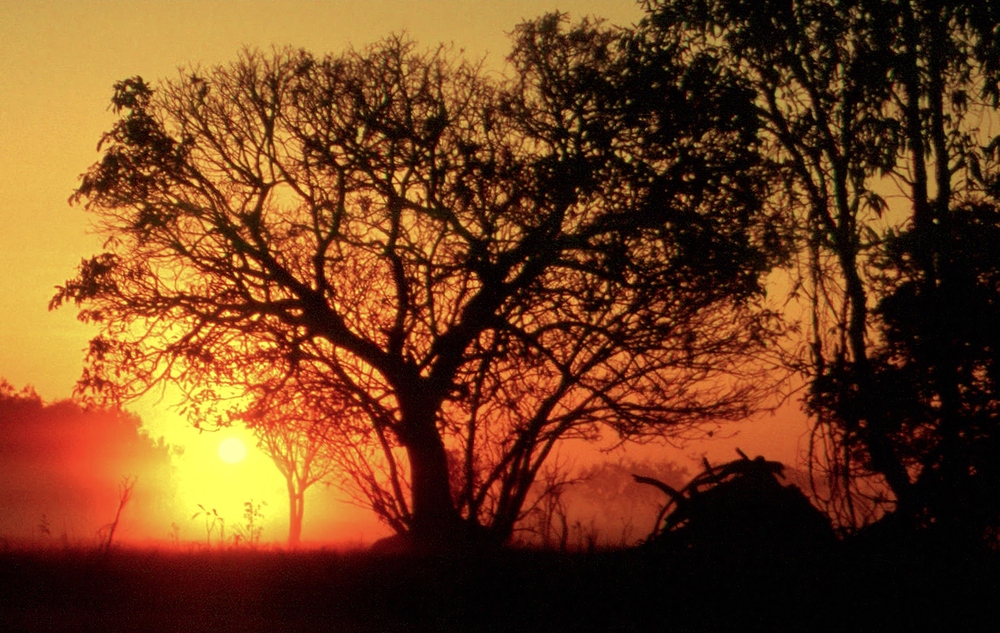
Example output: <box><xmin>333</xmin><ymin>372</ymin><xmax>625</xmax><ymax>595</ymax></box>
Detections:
<box><xmin>0</xmin><ymin>0</ymin><xmax>646</xmax><ymax>402</ymax></box>
<box><xmin>0</xmin><ymin>0</ymin><xmax>813</xmax><ymax>545</ymax></box>
<box><xmin>0</xmin><ymin>0</ymin><xmax>657</xmax><ymax>546</ymax></box>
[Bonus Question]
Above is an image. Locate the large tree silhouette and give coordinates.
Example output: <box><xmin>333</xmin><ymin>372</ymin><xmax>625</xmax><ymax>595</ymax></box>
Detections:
<box><xmin>54</xmin><ymin>16</ymin><xmax>782</xmax><ymax>547</ymax></box>
<box><xmin>639</xmin><ymin>0</ymin><xmax>1000</xmax><ymax>539</ymax></box>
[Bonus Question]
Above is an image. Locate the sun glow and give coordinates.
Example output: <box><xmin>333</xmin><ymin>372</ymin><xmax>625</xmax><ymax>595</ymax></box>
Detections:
<box><xmin>218</xmin><ymin>437</ymin><xmax>247</xmax><ymax>464</ymax></box>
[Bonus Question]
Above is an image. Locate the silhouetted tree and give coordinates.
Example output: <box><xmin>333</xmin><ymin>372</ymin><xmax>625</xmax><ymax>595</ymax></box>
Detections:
<box><xmin>241</xmin><ymin>390</ymin><xmax>340</xmax><ymax>548</ymax></box>
<box><xmin>100</xmin><ymin>475</ymin><xmax>136</xmax><ymax>552</ymax></box>
<box><xmin>867</xmin><ymin>203</ymin><xmax>1000</xmax><ymax>542</ymax></box>
<box><xmin>638</xmin><ymin>0</ymin><xmax>1000</xmax><ymax>539</ymax></box>
<box><xmin>54</xmin><ymin>16</ymin><xmax>783</xmax><ymax>547</ymax></box>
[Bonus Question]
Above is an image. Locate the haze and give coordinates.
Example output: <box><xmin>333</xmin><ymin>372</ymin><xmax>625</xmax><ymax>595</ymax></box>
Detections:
<box><xmin>0</xmin><ymin>0</ymin><xmax>805</xmax><ymax>547</ymax></box>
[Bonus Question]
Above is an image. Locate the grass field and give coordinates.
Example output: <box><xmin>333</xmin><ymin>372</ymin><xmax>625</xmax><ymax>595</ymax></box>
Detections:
<box><xmin>1</xmin><ymin>543</ymin><xmax>997</xmax><ymax>631</ymax></box>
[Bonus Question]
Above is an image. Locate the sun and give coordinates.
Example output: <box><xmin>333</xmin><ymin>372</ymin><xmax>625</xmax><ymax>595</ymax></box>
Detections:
<box><xmin>218</xmin><ymin>437</ymin><xmax>247</xmax><ymax>464</ymax></box>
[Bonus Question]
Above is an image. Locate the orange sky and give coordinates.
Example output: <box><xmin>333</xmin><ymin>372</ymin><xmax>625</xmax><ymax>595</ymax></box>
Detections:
<box><xmin>0</xmin><ymin>0</ymin><xmax>811</xmax><ymax>546</ymax></box>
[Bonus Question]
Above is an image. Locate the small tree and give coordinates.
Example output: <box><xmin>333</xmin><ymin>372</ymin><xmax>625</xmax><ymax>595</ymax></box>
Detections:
<box><xmin>100</xmin><ymin>475</ymin><xmax>136</xmax><ymax>552</ymax></box>
<box><xmin>233</xmin><ymin>499</ymin><xmax>267</xmax><ymax>547</ymax></box>
<box><xmin>192</xmin><ymin>504</ymin><xmax>224</xmax><ymax>547</ymax></box>
<box><xmin>56</xmin><ymin>17</ymin><xmax>783</xmax><ymax>547</ymax></box>
<box><xmin>243</xmin><ymin>390</ymin><xmax>339</xmax><ymax>548</ymax></box>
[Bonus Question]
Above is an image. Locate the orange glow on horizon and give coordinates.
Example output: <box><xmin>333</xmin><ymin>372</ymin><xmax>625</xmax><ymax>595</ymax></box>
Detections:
<box><xmin>134</xmin><ymin>400</ymin><xmax>387</xmax><ymax>548</ymax></box>
<box><xmin>0</xmin><ymin>0</ymin><xmax>812</xmax><ymax>550</ymax></box>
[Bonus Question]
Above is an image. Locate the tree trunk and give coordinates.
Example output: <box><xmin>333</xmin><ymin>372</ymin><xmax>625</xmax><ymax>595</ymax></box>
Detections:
<box><xmin>393</xmin><ymin>382</ymin><xmax>464</xmax><ymax>547</ymax></box>
<box><xmin>403</xmin><ymin>427</ymin><xmax>462</xmax><ymax>542</ymax></box>
<box><xmin>287</xmin><ymin>479</ymin><xmax>304</xmax><ymax>548</ymax></box>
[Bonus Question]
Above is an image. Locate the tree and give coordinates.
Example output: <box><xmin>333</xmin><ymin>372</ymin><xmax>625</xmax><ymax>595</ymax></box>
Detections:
<box><xmin>638</xmin><ymin>0</ymin><xmax>1000</xmax><ymax>538</ymax></box>
<box><xmin>242</xmin><ymin>390</ymin><xmax>340</xmax><ymax>548</ymax></box>
<box><xmin>100</xmin><ymin>475</ymin><xmax>136</xmax><ymax>553</ymax></box>
<box><xmin>868</xmin><ymin>203</ymin><xmax>1000</xmax><ymax>541</ymax></box>
<box><xmin>54</xmin><ymin>17</ymin><xmax>782</xmax><ymax>547</ymax></box>
<box><xmin>0</xmin><ymin>379</ymin><xmax>175</xmax><ymax>543</ymax></box>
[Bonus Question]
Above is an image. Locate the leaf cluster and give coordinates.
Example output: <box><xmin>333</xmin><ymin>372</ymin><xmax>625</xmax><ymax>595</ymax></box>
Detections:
<box><xmin>56</xmin><ymin>16</ymin><xmax>786</xmax><ymax>538</ymax></box>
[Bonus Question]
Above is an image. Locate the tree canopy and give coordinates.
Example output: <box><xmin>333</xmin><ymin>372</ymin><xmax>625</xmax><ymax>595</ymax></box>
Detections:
<box><xmin>55</xmin><ymin>15</ymin><xmax>783</xmax><ymax>546</ymax></box>
<box><xmin>640</xmin><ymin>0</ymin><xmax>1000</xmax><ymax>540</ymax></box>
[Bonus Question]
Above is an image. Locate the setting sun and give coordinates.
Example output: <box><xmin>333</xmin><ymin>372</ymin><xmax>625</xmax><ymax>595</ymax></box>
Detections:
<box><xmin>218</xmin><ymin>437</ymin><xmax>247</xmax><ymax>464</ymax></box>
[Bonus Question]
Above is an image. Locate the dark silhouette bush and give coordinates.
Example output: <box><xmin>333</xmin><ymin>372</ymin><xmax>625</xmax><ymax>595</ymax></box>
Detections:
<box><xmin>637</xmin><ymin>450</ymin><xmax>836</xmax><ymax>563</ymax></box>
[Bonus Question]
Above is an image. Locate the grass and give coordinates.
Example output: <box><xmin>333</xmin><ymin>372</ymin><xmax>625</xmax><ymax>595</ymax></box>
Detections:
<box><xmin>0</xmin><ymin>543</ymin><xmax>998</xmax><ymax>632</ymax></box>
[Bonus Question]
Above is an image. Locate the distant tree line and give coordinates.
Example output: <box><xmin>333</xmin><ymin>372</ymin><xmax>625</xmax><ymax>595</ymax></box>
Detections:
<box><xmin>0</xmin><ymin>379</ymin><xmax>175</xmax><ymax>544</ymax></box>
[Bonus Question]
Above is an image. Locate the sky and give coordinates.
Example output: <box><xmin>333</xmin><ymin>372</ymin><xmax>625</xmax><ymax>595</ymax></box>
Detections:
<box><xmin>0</xmin><ymin>0</ymin><xmax>648</xmax><ymax>402</ymax></box>
<box><xmin>0</xmin><ymin>0</ymin><xmax>811</xmax><ymax>546</ymax></box>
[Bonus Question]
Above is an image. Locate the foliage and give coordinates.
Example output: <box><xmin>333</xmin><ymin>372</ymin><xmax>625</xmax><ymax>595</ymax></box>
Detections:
<box><xmin>0</xmin><ymin>379</ymin><xmax>42</xmax><ymax>408</ymax></box>
<box><xmin>639</xmin><ymin>0</ymin><xmax>1000</xmax><ymax>539</ymax></box>
<box><xmin>862</xmin><ymin>204</ymin><xmax>1000</xmax><ymax>539</ymax></box>
<box><xmin>0</xmin><ymin>379</ymin><xmax>175</xmax><ymax>543</ymax></box>
<box><xmin>56</xmin><ymin>15</ymin><xmax>784</xmax><ymax>545</ymax></box>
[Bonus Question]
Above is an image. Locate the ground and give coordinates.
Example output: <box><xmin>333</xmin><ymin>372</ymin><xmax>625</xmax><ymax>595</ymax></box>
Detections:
<box><xmin>0</xmin><ymin>543</ymin><xmax>997</xmax><ymax>631</ymax></box>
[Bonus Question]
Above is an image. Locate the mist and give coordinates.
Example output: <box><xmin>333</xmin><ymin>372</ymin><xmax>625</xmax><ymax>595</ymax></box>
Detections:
<box><xmin>0</xmin><ymin>380</ymin><xmax>176</xmax><ymax>545</ymax></box>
